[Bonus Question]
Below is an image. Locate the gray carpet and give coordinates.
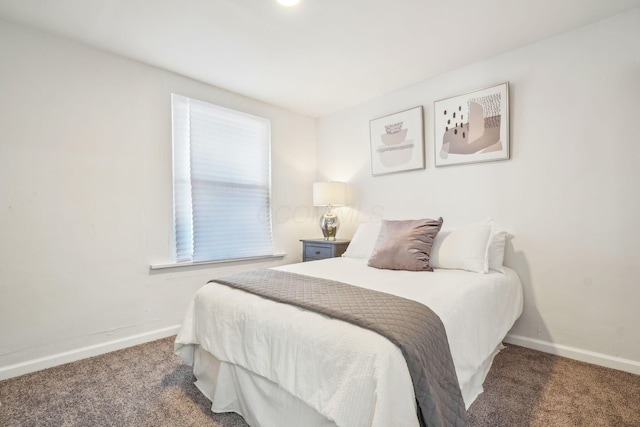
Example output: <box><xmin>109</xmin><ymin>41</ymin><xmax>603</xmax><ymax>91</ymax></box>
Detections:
<box><xmin>0</xmin><ymin>337</ymin><xmax>638</xmax><ymax>426</ymax></box>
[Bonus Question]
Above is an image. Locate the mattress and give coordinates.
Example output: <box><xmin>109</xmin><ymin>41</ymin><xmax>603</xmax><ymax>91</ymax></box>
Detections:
<box><xmin>175</xmin><ymin>257</ymin><xmax>523</xmax><ymax>426</ymax></box>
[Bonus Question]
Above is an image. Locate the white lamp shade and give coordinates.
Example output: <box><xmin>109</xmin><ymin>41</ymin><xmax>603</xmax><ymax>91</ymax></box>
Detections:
<box><xmin>313</xmin><ymin>181</ymin><xmax>346</xmax><ymax>206</ymax></box>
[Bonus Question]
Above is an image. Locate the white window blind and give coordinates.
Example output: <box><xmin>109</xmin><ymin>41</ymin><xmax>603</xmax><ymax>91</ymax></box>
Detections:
<box><xmin>171</xmin><ymin>93</ymin><xmax>274</xmax><ymax>263</ymax></box>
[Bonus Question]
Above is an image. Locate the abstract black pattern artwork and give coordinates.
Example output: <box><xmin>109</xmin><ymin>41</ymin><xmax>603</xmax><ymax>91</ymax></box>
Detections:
<box><xmin>434</xmin><ymin>83</ymin><xmax>509</xmax><ymax>166</ymax></box>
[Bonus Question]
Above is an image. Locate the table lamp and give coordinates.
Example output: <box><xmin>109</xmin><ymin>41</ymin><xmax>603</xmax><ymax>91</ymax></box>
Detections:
<box><xmin>313</xmin><ymin>181</ymin><xmax>346</xmax><ymax>241</ymax></box>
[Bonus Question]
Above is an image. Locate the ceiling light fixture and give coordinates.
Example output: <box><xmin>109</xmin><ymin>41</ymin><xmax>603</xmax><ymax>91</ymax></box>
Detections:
<box><xmin>277</xmin><ymin>0</ymin><xmax>299</xmax><ymax>6</ymax></box>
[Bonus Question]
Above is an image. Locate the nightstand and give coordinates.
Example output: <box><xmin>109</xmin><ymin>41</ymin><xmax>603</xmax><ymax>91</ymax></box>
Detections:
<box><xmin>300</xmin><ymin>239</ymin><xmax>351</xmax><ymax>262</ymax></box>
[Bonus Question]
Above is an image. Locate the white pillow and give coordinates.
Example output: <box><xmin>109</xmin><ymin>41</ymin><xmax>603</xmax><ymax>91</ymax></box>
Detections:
<box><xmin>488</xmin><ymin>231</ymin><xmax>509</xmax><ymax>273</ymax></box>
<box><xmin>342</xmin><ymin>222</ymin><xmax>382</xmax><ymax>259</ymax></box>
<box><xmin>430</xmin><ymin>221</ymin><xmax>493</xmax><ymax>273</ymax></box>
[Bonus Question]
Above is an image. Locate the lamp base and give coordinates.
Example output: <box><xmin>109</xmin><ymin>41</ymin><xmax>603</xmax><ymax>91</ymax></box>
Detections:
<box><xmin>319</xmin><ymin>211</ymin><xmax>340</xmax><ymax>241</ymax></box>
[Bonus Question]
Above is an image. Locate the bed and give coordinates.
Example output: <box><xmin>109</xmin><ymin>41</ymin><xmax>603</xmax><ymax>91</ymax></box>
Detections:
<box><xmin>175</xmin><ymin>220</ymin><xmax>523</xmax><ymax>427</ymax></box>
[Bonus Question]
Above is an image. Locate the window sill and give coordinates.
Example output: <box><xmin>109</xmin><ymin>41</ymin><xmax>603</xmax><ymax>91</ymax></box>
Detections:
<box><xmin>149</xmin><ymin>253</ymin><xmax>286</xmax><ymax>271</ymax></box>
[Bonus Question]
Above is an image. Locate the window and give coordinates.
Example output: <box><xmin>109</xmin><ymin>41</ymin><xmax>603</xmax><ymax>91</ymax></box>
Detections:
<box><xmin>171</xmin><ymin>94</ymin><xmax>274</xmax><ymax>263</ymax></box>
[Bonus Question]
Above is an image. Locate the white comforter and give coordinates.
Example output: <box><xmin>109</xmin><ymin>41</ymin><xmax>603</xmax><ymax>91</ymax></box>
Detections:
<box><xmin>175</xmin><ymin>257</ymin><xmax>523</xmax><ymax>427</ymax></box>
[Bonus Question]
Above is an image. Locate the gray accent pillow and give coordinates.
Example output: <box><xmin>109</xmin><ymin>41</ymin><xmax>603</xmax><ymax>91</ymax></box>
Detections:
<box><xmin>367</xmin><ymin>218</ymin><xmax>444</xmax><ymax>271</ymax></box>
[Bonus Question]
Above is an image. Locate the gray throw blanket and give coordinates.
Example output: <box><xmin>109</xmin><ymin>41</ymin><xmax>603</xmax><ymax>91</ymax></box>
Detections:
<box><xmin>210</xmin><ymin>269</ymin><xmax>466</xmax><ymax>427</ymax></box>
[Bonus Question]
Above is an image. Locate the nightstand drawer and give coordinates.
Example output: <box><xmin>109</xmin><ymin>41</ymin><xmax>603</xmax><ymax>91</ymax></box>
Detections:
<box><xmin>300</xmin><ymin>239</ymin><xmax>351</xmax><ymax>262</ymax></box>
<box><xmin>304</xmin><ymin>245</ymin><xmax>332</xmax><ymax>259</ymax></box>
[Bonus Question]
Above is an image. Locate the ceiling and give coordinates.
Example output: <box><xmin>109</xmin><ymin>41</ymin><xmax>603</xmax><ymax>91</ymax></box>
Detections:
<box><xmin>1</xmin><ymin>0</ymin><xmax>639</xmax><ymax>117</ymax></box>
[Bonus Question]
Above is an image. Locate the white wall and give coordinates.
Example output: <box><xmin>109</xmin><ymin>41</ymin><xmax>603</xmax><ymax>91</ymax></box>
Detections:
<box><xmin>0</xmin><ymin>21</ymin><xmax>317</xmax><ymax>378</ymax></box>
<box><xmin>317</xmin><ymin>9</ymin><xmax>640</xmax><ymax>371</ymax></box>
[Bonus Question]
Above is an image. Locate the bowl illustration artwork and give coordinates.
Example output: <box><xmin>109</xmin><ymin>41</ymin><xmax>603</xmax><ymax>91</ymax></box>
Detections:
<box><xmin>377</xmin><ymin>141</ymin><xmax>414</xmax><ymax>167</ymax></box>
<box><xmin>384</xmin><ymin>121</ymin><xmax>403</xmax><ymax>134</ymax></box>
<box><xmin>380</xmin><ymin>128</ymin><xmax>408</xmax><ymax>146</ymax></box>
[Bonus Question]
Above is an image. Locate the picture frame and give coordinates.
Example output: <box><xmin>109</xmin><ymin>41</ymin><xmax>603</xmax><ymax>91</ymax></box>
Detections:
<box><xmin>369</xmin><ymin>106</ymin><xmax>425</xmax><ymax>176</ymax></box>
<box><xmin>434</xmin><ymin>82</ymin><xmax>509</xmax><ymax>167</ymax></box>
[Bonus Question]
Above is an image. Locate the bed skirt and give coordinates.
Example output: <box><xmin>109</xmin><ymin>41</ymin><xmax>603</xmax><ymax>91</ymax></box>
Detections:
<box><xmin>192</xmin><ymin>345</ymin><xmax>337</xmax><ymax>427</ymax></box>
<box><xmin>190</xmin><ymin>342</ymin><xmax>503</xmax><ymax>426</ymax></box>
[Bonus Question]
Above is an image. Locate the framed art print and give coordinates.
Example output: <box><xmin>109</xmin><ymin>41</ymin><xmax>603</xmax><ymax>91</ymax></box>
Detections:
<box><xmin>434</xmin><ymin>82</ymin><xmax>509</xmax><ymax>167</ymax></box>
<box><xmin>369</xmin><ymin>106</ymin><xmax>425</xmax><ymax>176</ymax></box>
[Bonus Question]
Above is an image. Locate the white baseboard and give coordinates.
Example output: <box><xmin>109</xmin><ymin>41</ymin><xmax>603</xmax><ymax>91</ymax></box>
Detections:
<box><xmin>505</xmin><ymin>333</ymin><xmax>640</xmax><ymax>376</ymax></box>
<box><xmin>0</xmin><ymin>325</ymin><xmax>181</xmax><ymax>381</ymax></box>
<box><xmin>4</xmin><ymin>329</ymin><xmax>637</xmax><ymax>382</ymax></box>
